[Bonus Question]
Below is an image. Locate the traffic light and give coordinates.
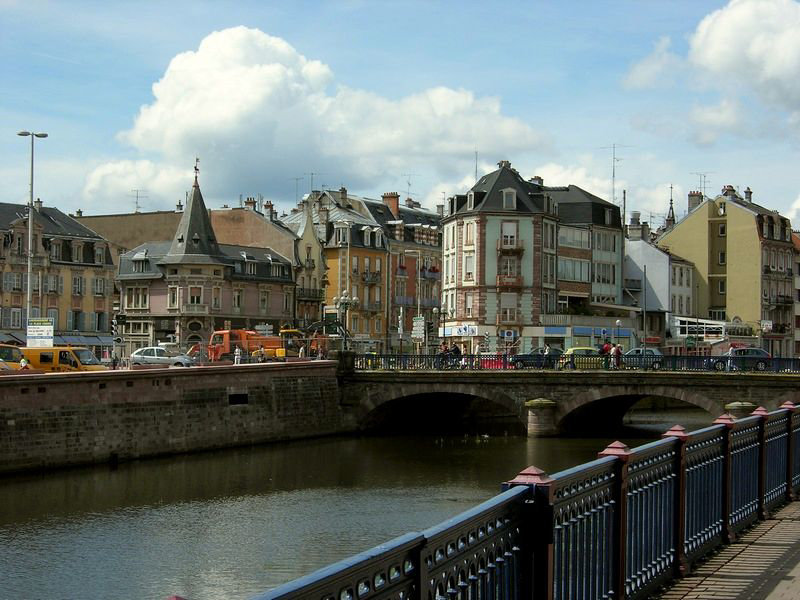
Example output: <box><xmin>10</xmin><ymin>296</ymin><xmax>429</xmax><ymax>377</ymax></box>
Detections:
<box><xmin>111</xmin><ymin>318</ymin><xmax>118</xmax><ymax>336</ymax></box>
<box><xmin>484</xmin><ymin>331</ymin><xmax>490</xmax><ymax>350</ymax></box>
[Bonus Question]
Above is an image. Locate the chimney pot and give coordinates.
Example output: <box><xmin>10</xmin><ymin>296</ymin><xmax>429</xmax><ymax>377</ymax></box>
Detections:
<box><xmin>75</xmin><ymin>208</ymin><xmax>82</xmax><ymax>217</ymax></box>
<box><xmin>745</xmin><ymin>187</ymin><xmax>753</xmax><ymax>202</ymax></box>
<box><xmin>34</xmin><ymin>198</ymin><xmax>43</xmax><ymax>212</ymax></box>
<box><xmin>530</xmin><ymin>175</ymin><xmax>543</xmax><ymax>186</ymax></box>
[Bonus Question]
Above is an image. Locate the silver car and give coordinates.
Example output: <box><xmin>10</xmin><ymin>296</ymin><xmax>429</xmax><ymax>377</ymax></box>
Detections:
<box><xmin>130</xmin><ymin>346</ymin><xmax>195</xmax><ymax>367</ymax></box>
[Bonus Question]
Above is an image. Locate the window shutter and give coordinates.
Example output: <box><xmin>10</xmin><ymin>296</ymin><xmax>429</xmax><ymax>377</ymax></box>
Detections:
<box><xmin>67</xmin><ymin>310</ymin><xmax>74</xmax><ymax>330</ymax></box>
<box><xmin>58</xmin><ymin>276</ymin><xmax>64</xmax><ymax>294</ymax></box>
<box><xmin>2</xmin><ymin>273</ymin><xmax>9</xmax><ymax>292</ymax></box>
<box><xmin>22</xmin><ymin>309</ymin><xmax>27</xmax><ymax>328</ymax></box>
<box><xmin>1</xmin><ymin>309</ymin><xmax>9</xmax><ymax>329</ymax></box>
<box><xmin>89</xmin><ymin>312</ymin><xmax>98</xmax><ymax>331</ymax></box>
<box><xmin>22</xmin><ymin>276</ymin><xmax>27</xmax><ymax>292</ymax></box>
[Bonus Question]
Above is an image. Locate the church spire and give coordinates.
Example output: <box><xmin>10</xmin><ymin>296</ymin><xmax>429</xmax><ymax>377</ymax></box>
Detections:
<box><xmin>665</xmin><ymin>184</ymin><xmax>676</xmax><ymax>229</ymax></box>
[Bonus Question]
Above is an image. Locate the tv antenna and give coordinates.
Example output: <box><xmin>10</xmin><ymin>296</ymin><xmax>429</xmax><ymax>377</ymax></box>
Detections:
<box><xmin>600</xmin><ymin>144</ymin><xmax>633</xmax><ymax>208</ymax></box>
<box><xmin>690</xmin><ymin>171</ymin><xmax>714</xmax><ymax>198</ymax></box>
<box><xmin>130</xmin><ymin>189</ymin><xmax>148</xmax><ymax>213</ymax></box>
<box><xmin>305</xmin><ymin>172</ymin><xmax>317</xmax><ymax>193</ymax></box>
<box><xmin>401</xmin><ymin>173</ymin><xmax>418</xmax><ymax>199</ymax></box>
<box><xmin>289</xmin><ymin>176</ymin><xmax>304</xmax><ymax>203</ymax></box>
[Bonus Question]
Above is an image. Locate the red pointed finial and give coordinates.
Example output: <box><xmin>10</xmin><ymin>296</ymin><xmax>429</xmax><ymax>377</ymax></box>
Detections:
<box><xmin>662</xmin><ymin>424</ymin><xmax>688</xmax><ymax>440</ymax></box>
<box><xmin>505</xmin><ymin>465</ymin><xmax>553</xmax><ymax>486</ymax></box>
<box><xmin>751</xmin><ymin>406</ymin><xmax>769</xmax><ymax>417</ymax></box>
<box><xmin>598</xmin><ymin>440</ymin><xmax>632</xmax><ymax>461</ymax></box>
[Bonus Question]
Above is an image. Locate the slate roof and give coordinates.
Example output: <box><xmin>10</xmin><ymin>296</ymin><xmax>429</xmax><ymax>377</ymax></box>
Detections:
<box><xmin>161</xmin><ymin>179</ymin><xmax>228</xmax><ymax>265</ymax></box>
<box><xmin>0</xmin><ymin>202</ymin><xmax>104</xmax><ymax>240</ymax></box>
<box><xmin>547</xmin><ymin>185</ymin><xmax>621</xmax><ymax>227</ymax></box>
<box><xmin>323</xmin><ymin>221</ymin><xmax>387</xmax><ymax>250</ymax></box>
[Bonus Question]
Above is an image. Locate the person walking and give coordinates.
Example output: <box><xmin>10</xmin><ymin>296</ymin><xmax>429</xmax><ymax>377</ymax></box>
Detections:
<box><xmin>543</xmin><ymin>343</ymin><xmax>552</xmax><ymax>369</ymax></box>
<box><xmin>614</xmin><ymin>344</ymin><xmax>623</xmax><ymax>369</ymax></box>
<box><xmin>298</xmin><ymin>342</ymin><xmax>306</xmax><ymax>359</ymax></box>
<box><xmin>234</xmin><ymin>345</ymin><xmax>242</xmax><ymax>365</ymax></box>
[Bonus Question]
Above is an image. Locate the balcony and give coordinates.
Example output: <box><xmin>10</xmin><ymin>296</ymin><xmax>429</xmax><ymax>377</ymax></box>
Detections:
<box><xmin>777</xmin><ymin>294</ymin><xmax>794</xmax><ymax>305</ymax></box>
<box><xmin>394</xmin><ymin>296</ymin><xmax>414</xmax><ymax>306</ymax></box>
<box><xmin>421</xmin><ymin>268</ymin><xmax>441</xmax><ymax>281</ymax></box>
<box><xmin>362</xmin><ymin>301</ymin><xmax>382</xmax><ymax>312</ymax></box>
<box><xmin>6</xmin><ymin>254</ymin><xmax>46</xmax><ymax>266</ymax></box>
<box><xmin>396</xmin><ymin>266</ymin><xmax>408</xmax><ymax>278</ymax></box>
<box><xmin>496</xmin><ymin>274</ymin><xmax>523</xmax><ymax>288</ymax></box>
<box><xmin>496</xmin><ymin>312</ymin><xmax>523</xmax><ymax>326</ymax></box>
<box><xmin>181</xmin><ymin>303</ymin><xmax>209</xmax><ymax>314</ymax></box>
<box><xmin>361</xmin><ymin>271</ymin><xmax>382</xmax><ymax>284</ymax></box>
<box><xmin>421</xmin><ymin>298</ymin><xmax>441</xmax><ymax>308</ymax></box>
<box><xmin>624</xmin><ymin>278</ymin><xmax>642</xmax><ymax>291</ymax></box>
<box><xmin>496</xmin><ymin>239</ymin><xmax>524</xmax><ymax>254</ymax></box>
<box><xmin>540</xmin><ymin>314</ymin><xmax>636</xmax><ymax>329</ymax></box>
<box><xmin>297</xmin><ymin>287</ymin><xmax>324</xmax><ymax>301</ymax></box>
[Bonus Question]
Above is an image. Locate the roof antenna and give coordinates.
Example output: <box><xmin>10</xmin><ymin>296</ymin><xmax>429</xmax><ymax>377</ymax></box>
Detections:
<box><xmin>130</xmin><ymin>189</ymin><xmax>148</xmax><ymax>213</ymax></box>
<box><xmin>401</xmin><ymin>173</ymin><xmax>418</xmax><ymax>199</ymax></box>
<box><xmin>690</xmin><ymin>171</ymin><xmax>713</xmax><ymax>199</ymax></box>
<box><xmin>474</xmin><ymin>150</ymin><xmax>478</xmax><ymax>181</ymax></box>
<box><xmin>600</xmin><ymin>143</ymin><xmax>633</xmax><ymax>207</ymax></box>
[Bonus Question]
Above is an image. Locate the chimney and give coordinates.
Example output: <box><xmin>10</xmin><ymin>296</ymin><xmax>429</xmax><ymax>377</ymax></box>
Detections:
<box><xmin>75</xmin><ymin>208</ymin><xmax>83</xmax><ymax>218</ymax></box>
<box><xmin>722</xmin><ymin>184</ymin><xmax>736</xmax><ymax>198</ymax></box>
<box><xmin>630</xmin><ymin>211</ymin><xmax>641</xmax><ymax>225</ymax></box>
<box><xmin>244</xmin><ymin>197</ymin><xmax>257</xmax><ymax>210</ymax></box>
<box><xmin>530</xmin><ymin>175</ymin><xmax>543</xmax><ymax>186</ymax></box>
<box><xmin>497</xmin><ymin>160</ymin><xmax>511</xmax><ymax>169</ymax></box>
<box><xmin>744</xmin><ymin>187</ymin><xmax>753</xmax><ymax>202</ymax></box>
<box><xmin>34</xmin><ymin>198</ymin><xmax>43</xmax><ymax>212</ymax></box>
<box><xmin>176</xmin><ymin>200</ymin><xmax>183</xmax><ymax>212</ymax></box>
<box><xmin>339</xmin><ymin>187</ymin><xmax>347</xmax><ymax>202</ymax></box>
<box><xmin>688</xmin><ymin>190</ymin><xmax>703</xmax><ymax>212</ymax></box>
<box><xmin>627</xmin><ymin>211</ymin><xmax>642</xmax><ymax>240</ymax></box>
<box><xmin>382</xmin><ymin>192</ymin><xmax>400</xmax><ymax>218</ymax></box>
<box><xmin>264</xmin><ymin>201</ymin><xmax>274</xmax><ymax>221</ymax></box>
<box><xmin>405</xmin><ymin>197</ymin><xmax>415</xmax><ymax>207</ymax></box>
<box><xmin>436</xmin><ymin>204</ymin><xmax>444</xmax><ymax>217</ymax></box>
<box><xmin>319</xmin><ymin>206</ymin><xmax>329</xmax><ymax>227</ymax></box>
<box><xmin>642</xmin><ymin>221</ymin><xmax>651</xmax><ymax>241</ymax></box>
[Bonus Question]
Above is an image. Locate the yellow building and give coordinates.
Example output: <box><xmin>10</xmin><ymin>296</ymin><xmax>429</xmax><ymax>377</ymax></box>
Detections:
<box><xmin>658</xmin><ymin>186</ymin><xmax>794</xmax><ymax>356</ymax></box>
<box><xmin>0</xmin><ymin>200</ymin><xmax>115</xmax><ymax>356</ymax></box>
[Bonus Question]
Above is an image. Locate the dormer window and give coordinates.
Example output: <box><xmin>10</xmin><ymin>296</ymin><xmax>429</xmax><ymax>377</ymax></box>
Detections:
<box><xmin>502</xmin><ymin>190</ymin><xmax>516</xmax><ymax>210</ymax></box>
<box><xmin>95</xmin><ymin>245</ymin><xmax>105</xmax><ymax>264</ymax></box>
<box><xmin>364</xmin><ymin>229</ymin><xmax>371</xmax><ymax>246</ymax></box>
<box><xmin>50</xmin><ymin>240</ymin><xmax>61</xmax><ymax>261</ymax></box>
<box><xmin>192</xmin><ymin>233</ymin><xmax>200</xmax><ymax>245</ymax></box>
<box><xmin>335</xmin><ymin>225</ymin><xmax>349</xmax><ymax>246</ymax></box>
<box><xmin>467</xmin><ymin>191</ymin><xmax>474</xmax><ymax>210</ymax></box>
<box><xmin>374</xmin><ymin>230</ymin><xmax>382</xmax><ymax>247</ymax></box>
<box><xmin>131</xmin><ymin>249</ymin><xmax>148</xmax><ymax>273</ymax></box>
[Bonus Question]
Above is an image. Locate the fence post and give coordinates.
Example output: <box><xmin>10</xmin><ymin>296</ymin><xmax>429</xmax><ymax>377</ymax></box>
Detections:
<box><xmin>598</xmin><ymin>441</ymin><xmax>632</xmax><ymax>600</ymax></box>
<box><xmin>713</xmin><ymin>413</ymin><xmax>736</xmax><ymax>544</ymax></box>
<box><xmin>781</xmin><ymin>401</ymin><xmax>796</xmax><ymax>502</ymax></box>
<box><xmin>752</xmin><ymin>406</ymin><xmax>769</xmax><ymax>520</ymax></box>
<box><xmin>504</xmin><ymin>466</ymin><xmax>554</xmax><ymax>600</ymax></box>
<box><xmin>662</xmin><ymin>425</ymin><xmax>689</xmax><ymax>578</ymax></box>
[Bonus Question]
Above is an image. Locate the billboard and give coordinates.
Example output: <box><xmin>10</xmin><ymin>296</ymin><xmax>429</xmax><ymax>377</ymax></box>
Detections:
<box><xmin>27</xmin><ymin>317</ymin><xmax>54</xmax><ymax>348</ymax></box>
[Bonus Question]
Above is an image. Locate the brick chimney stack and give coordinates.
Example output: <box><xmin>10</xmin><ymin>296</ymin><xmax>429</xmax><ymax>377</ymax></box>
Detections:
<box><xmin>382</xmin><ymin>192</ymin><xmax>400</xmax><ymax>218</ymax></box>
<box><xmin>745</xmin><ymin>187</ymin><xmax>753</xmax><ymax>202</ymax></box>
<box><xmin>244</xmin><ymin>197</ymin><xmax>257</xmax><ymax>210</ymax></box>
<box><xmin>688</xmin><ymin>190</ymin><xmax>703</xmax><ymax>212</ymax></box>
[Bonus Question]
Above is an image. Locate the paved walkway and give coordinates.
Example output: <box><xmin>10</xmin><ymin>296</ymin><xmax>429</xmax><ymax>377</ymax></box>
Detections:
<box><xmin>659</xmin><ymin>501</ymin><xmax>800</xmax><ymax>599</ymax></box>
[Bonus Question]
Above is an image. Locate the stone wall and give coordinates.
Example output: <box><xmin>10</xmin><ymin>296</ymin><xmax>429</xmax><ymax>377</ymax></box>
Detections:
<box><xmin>0</xmin><ymin>361</ymin><xmax>352</xmax><ymax>474</ymax></box>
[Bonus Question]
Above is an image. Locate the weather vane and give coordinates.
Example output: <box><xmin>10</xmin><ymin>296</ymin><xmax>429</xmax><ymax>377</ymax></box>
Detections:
<box><xmin>194</xmin><ymin>157</ymin><xmax>200</xmax><ymax>184</ymax></box>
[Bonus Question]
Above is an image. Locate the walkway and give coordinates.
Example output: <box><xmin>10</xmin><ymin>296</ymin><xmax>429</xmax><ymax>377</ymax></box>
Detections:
<box><xmin>659</xmin><ymin>501</ymin><xmax>800</xmax><ymax>599</ymax></box>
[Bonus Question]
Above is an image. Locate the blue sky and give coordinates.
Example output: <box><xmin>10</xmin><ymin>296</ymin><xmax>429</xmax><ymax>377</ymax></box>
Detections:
<box><xmin>4</xmin><ymin>0</ymin><xmax>800</xmax><ymax>227</ymax></box>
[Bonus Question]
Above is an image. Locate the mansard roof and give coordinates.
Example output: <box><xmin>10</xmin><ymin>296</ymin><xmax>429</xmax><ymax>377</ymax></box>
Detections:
<box><xmin>161</xmin><ymin>179</ymin><xmax>227</xmax><ymax>265</ymax></box>
<box><xmin>0</xmin><ymin>202</ymin><xmax>104</xmax><ymax>240</ymax></box>
<box><xmin>546</xmin><ymin>185</ymin><xmax>621</xmax><ymax>228</ymax></box>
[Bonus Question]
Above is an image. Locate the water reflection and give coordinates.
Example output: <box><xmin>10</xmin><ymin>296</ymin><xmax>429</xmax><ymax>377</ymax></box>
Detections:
<box><xmin>0</xmin><ymin>415</ymin><xmax>707</xmax><ymax>600</ymax></box>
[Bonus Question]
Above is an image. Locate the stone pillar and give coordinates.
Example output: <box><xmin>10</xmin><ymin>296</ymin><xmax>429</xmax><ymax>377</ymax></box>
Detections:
<box><xmin>724</xmin><ymin>401</ymin><xmax>756</xmax><ymax>419</ymax></box>
<box><xmin>525</xmin><ymin>397</ymin><xmax>559</xmax><ymax>437</ymax></box>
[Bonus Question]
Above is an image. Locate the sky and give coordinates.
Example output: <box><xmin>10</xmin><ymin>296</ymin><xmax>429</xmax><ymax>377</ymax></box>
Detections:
<box><xmin>4</xmin><ymin>0</ymin><xmax>800</xmax><ymax>228</ymax></box>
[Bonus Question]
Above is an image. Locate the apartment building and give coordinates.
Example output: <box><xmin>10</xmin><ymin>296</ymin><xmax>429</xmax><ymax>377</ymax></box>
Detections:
<box><xmin>658</xmin><ymin>186</ymin><xmax>794</xmax><ymax>356</ymax></box>
<box><xmin>0</xmin><ymin>200</ymin><xmax>115</xmax><ymax>355</ymax></box>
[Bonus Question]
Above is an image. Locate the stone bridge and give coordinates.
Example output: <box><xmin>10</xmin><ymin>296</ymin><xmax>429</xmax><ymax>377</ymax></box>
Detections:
<box><xmin>339</xmin><ymin>369</ymin><xmax>800</xmax><ymax>436</ymax></box>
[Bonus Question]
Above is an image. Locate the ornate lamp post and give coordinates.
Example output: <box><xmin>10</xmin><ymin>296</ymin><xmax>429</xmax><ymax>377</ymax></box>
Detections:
<box><xmin>333</xmin><ymin>290</ymin><xmax>359</xmax><ymax>350</ymax></box>
<box><xmin>17</xmin><ymin>130</ymin><xmax>48</xmax><ymax>327</ymax></box>
<box><xmin>616</xmin><ymin>319</ymin><xmax>622</xmax><ymax>346</ymax></box>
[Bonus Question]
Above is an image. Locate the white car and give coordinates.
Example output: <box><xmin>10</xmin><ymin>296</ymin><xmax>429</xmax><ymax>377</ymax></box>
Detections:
<box><xmin>130</xmin><ymin>346</ymin><xmax>195</xmax><ymax>367</ymax></box>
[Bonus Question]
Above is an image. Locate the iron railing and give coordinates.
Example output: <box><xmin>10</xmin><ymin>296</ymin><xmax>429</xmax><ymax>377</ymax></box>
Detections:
<box><xmin>236</xmin><ymin>403</ymin><xmax>799</xmax><ymax>600</ymax></box>
<box><xmin>353</xmin><ymin>353</ymin><xmax>800</xmax><ymax>373</ymax></box>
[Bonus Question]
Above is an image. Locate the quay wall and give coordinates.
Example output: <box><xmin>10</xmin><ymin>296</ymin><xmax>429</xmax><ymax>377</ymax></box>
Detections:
<box><xmin>0</xmin><ymin>361</ymin><xmax>353</xmax><ymax>475</ymax></box>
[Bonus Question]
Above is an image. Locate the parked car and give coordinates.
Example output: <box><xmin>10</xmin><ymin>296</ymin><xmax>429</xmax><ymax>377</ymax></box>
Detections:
<box><xmin>0</xmin><ymin>344</ymin><xmax>24</xmax><ymax>369</ymax></box>
<box><xmin>622</xmin><ymin>347</ymin><xmax>664</xmax><ymax>370</ymax></box>
<box><xmin>509</xmin><ymin>347</ymin><xmax>563</xmax><ymax>369</ymax></box>
<box><xmin>707</xmin><ymin>347</ymin><xmax>771</xmax><ymax>372</ymax></box>
<box><xmin>557</xmin><ymin>347</ymin><xmax>604</xmax><ymax>370</ymax></box>
<box><xmin>130</xmin><ymin>346</ymin><xmax>195</xmax><ymax>367</ymax></box>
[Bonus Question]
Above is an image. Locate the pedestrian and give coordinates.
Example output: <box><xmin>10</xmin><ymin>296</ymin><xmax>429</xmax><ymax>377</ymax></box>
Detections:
<box><xmin>111</xmin><ymin>354</ymin><xmax>119</xmax><ymax>370</ymax></box>
<box><xmin>602</xmin><ymin>339</ymin><xmax>611</xmax><ymax>369</ymax></box>
<box><xmin>614</xmin><ymin>344</ymin><xmax>623</xmax><ymax>369</ymax></box>
<box><xmin>234</xmin><ymin>345</ymin><xmax>242</xmax><ymax>365</ymax></box>
<box><xmin>543</xmin><ymin>343</ymin><xmax>552</xmax><ymax>369</ymax></box>
<box><xmin>460</xmin><ymin>343</ymin><xmax>469</xmax><ymax>369</ymax></box>
<box><xmin>298</xmin><ymin>342</ymin><xmax>306</xmax><ymax>359</ymax></box>
<box><xmin>19</xmin><ymin>358</ymin><xmax>30</xmax><ymax>370</ymax></box>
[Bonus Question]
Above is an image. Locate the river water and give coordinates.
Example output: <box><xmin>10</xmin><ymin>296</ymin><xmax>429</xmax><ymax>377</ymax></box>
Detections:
<box><xmin>0</xmin><ymin>409</ymin><xmax>711</xmax><ymax>600</ymax></box>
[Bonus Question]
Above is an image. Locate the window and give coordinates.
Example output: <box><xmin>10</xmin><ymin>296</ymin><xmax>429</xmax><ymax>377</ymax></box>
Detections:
<box><xmin>283</xmin><ymin>292</ymin><xmax>289</xmax><ymax>312</ymax></box>
<box><xmin>376</xmin><ymin>258</ymin><xmax>382</xmax><ymax>274</ymax></box>
<box><xmin>375</xmin><ymin>317</ymin><xmax>382</xmax><ymax>333</ymax></box>
<box><xmin>678</xmin><ymin>296</ymin><xmax>684</xmax><ymax>314</ymax></box>
<box><xmin>50</xmin><ymin>241</ymin><xmax>61</xmax><ymax>260</ymax></box>
<box><xmin>464</xmin><ymin>254</ymin><xmax>474</xmax><ymax>281</ymax></box>
<box><xmin>467</xmin><ymin>191</ymin><xmax>474</xmax><ymax>210</ymax></box>
<box><xmin>47</xmin><ymin>308</ymin><xmax>58</xmax><ymax>328</ymax></box>
<box><xmin>246</xmin><ymin>262</ymin><xmax>256</xmax><ymax>275</ymax></box>
<box><xmin>168</xmin><ymin>286</ymin><xmax>179</xmax><ymax>308</ymax></box>
<box><xmin>212</xmin><ymin>287</ymin><xmax>221</xmax><ymax>309</ymax></box>
<box><xmin>558</xmin><ymin>227</ymin><xmax>590</xmax><ymax>249</ymax></box>
<box><xmin>543</xmin><ymin>221</ymin><xmax>557</xmax><ymax>250</ymax></box>
<box><xmin>93</xmin><ymin>278</ymin><xmax>106</xmax><ymax>296</ymax></box>
<box><xmin>351</xmin><ymin>256</ymin><xmax>359</xmax><ymax>275</ymax></box>
<box><xmin>501</xmin><ymin>222</ymin><xmax>517</xmax><ymax>247</ymax></box>
<box><xmin>465</xmin><ymin>292</ymin><xmax>473</xmax><ymax>317</ymax></box>
<box><xmin>189</xmin><ymin>286</ymin><xmax>202</xmax><ymax>304</ymax></box>
<box><xmin>671</xmin><ymin>295</ymin><xmax>675</xmax><ymax>312</ymax></box>
<box><xmin>351</xmin><ymin>315</ymin><xmax>359</xmax><ymax>334</ymax></box>
<box><xmin>719</xmin><ymin>224</ymin><xmax>726</xmax><ymax>237</ymax></box>
<box><xmin>125</xmin><ymin>287</ymin><xmax>148</xmax><ymax>309</ymax></box>
<box><xmin>501</xmin><ymin>256</ymin><xmax>517</xmax><ymax>276</ymax></box>
<box><xmin>678</xmin><ymin>268</ymin><xmax>684</xmax><ymax>286</ymax></box>
<box><xmin>672</xmin><ymin>267</ymin><xmax>676</xmax><ymax>285</ymax></box>
<box><xmin>335</xmin><ymin>226</ymin><xmax>349</xmax><ymax>245</ymax></box>
<box><xmin>465</xmin><ymin>222</ymin><xmax>474</xmax><ymax>245</ymax></box>
<box><xmin>95</xmin><ymin>246</ymin><xmax>104</xmax><ymax>264</ymax></box>
<box><xmin>718</xmin><ymin>252</ymin><xmax>726</xmax><ymax>265</ymax></box>
<box><xmin>558</xmin><ymin>258</ymin><xmax>590</xmax><ymax>282</ymax></box>
<box><xmin>72</xmin><ymin>275</ymin><xmax>84</xmax><ymax>296</ymax></box>
<box><xmin>363</xmin><ymin>229</ymin><xmax>371</xmax><ymax>246</ymax></box>
<box><xmin>719</xmin><ymin>202</ymin><xmax>726</xmax><ymax>215</ymax></box>
<box><xmin>232</xmin><ymin>289</ymin><xmax>242</xmax><ymax>309</ymax></box>
<box><xmin>10</xmin><ymin>308</ymin><xmax>22</xmax><ymax>329</ymax></box>
<box><xmin>15</xmin><ymin>235</ymin><xmax>23</xmax><ymax>255</ymax></box>
<box><xmin>260</xmin><ymin>290</ymin><xmax>270</xmax><ymax>314</ymax></box>
<box><xmin>719</xmin><ymin>280</ymin><xmax>726</xmax><ymax>295</ymax></box>
<box><xmin>374</xmin><ymin>231</ymin><xmax>382</xmax><ymax>247</ymax></box>
<box><xmin>502</xmin><ymin>190</ymin><xmax>516</xmax><ymax>209</ymax></box>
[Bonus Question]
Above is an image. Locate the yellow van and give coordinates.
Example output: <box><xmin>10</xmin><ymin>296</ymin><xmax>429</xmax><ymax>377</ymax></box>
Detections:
<box><xmin>0</xmin><ymin>344</ymin><xmax>24</xmax><ymax>370</ymax></box>
<box><xmin>21</xmin><ymin>346</ymin><xmax>108</xmax><ymax>372</ymax></box>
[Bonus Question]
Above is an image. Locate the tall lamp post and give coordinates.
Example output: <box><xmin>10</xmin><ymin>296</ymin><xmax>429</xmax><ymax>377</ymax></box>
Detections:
<box><xmin>616</xmin><ymin>319</ymin><xmax>622</xmax><ymax>346</ymax></box>
<box><xmin>17</xmin><ymin>130</ymin><xmax>48</xmax><ymax>327</ymax></box>
<box><xmin>332</xmin><ymin>290</ymin><xmax>358</xmax><ymax>350</ymax></box>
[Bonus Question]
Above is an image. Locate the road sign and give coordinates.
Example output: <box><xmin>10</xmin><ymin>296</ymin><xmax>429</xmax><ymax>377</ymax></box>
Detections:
<box><xmin>27</xmin><ymin>317</ymin><xmax>54</xmax><ymax>348</ymax></box>
<box><xmin>411</xmin><ymin>316</ymin><xmax>425</xmax><ymax>341</ymax></box>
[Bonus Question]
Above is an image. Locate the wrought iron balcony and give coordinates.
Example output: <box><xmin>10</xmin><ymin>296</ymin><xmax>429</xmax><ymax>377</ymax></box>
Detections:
<box><xmin>496</xmin><ymin>239</ymin><xmax>524</xmax><ymax>253</ymax></box>
<box><xmin>421</xmin><ymin>269</ymin><xmax>441</xmax><ymax>281</ymax></box>
<box><xmin>361</xmin><ymin>271</ymin><xmax>382</xmax><ymax>284</ymax></box>
<box><xmin>496</xmin><ymin>274</ymin><xmax>523</xmax><ymax>288</ymax></box>
<box><xmin>394</xmin><ymin>296</ymin><xmax>414</xmax><ymax>306</ymax></box>
<box><xmin>362</xmin><ymin>301</ymin><xmax>382</xmax><ymax>312</ymax></box>
<box><xmin>181</xmin><ymin>304</ymin><xmax>209</xmax><ymax>314</ymax></box>
<box><xmin>296</xmin><ymin>287</ymin><xmax>324</xmax><ymax>301</ymax></box>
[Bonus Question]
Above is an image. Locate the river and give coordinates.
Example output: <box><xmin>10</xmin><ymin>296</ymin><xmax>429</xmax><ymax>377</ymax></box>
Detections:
<box><xmin>0</xmin><ymin>407</ymin><xmax>711</xmax><ymax>600</ymax></box>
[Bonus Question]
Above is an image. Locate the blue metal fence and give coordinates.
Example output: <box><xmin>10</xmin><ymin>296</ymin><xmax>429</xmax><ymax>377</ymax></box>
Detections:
<box><xmin>175</xmin><ymin>403</ymin><xmax>799</xmax><ymax>600</ymax></box>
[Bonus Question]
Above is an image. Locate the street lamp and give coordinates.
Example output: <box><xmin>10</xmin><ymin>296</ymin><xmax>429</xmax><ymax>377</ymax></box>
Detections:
<box><xmin>615</xmin><ymin>319</ymin><xmax>622</xmax><ymax>345</ymax></box>
<box><xmin>17</xmin><ymin>130</ymin><xmax>48</xmax><ymax>328</ymax></box>
<box><xmin>333</xmin><ymin>290</ymin><xmax>359</xmax><ymax>350</ymax></box>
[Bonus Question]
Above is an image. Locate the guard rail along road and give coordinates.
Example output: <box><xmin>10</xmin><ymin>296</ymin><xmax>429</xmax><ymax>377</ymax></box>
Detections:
<box><xmin>170</xmin><ymin>402</ymin><xmax>800</xmax><ymax>600</ymax></box>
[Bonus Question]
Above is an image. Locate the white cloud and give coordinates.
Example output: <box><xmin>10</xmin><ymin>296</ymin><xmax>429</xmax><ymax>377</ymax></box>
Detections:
<box><xmin>83</xmin><ymin>160</ymin><xmax>187</xmax><ymax>212</ymax></box>
<box><xmin>84</xmin><ymin>26</ymin><xmax>546</xmax><ymax>210</ymax></box>
<box><xmin>689</xmin><ymin>98</ymin><xmax>744</xmax><ymax>145</ymax></box>
<box><xmin>624</xmin><ymin>36</ymin><xmax>683</xmax><ymax>89</ymax></box>
<box><xmin>785</xmin><ymin>191</ymin><xmax>800</xmax><ymax>222</ymax></box>
<box><xmin>689</xmin><ymin>0</ymin><xmax>800</xmax><ymax>113</ymax></box>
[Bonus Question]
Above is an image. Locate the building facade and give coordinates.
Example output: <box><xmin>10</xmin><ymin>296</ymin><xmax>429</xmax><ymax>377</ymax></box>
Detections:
<box><xmin>116</xmin><ymin>175</ymin><xmax>294</xmax><ymax>353</ymax></box>
<box><xmin>0</xmin><ymin>200</ymin><xmax>115</xmax><ymax>355</ymax></box>
<box><xmin>658</xmin><ymin>186</ymin><xmax>794</xmax><ymax>356</ymax></box>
